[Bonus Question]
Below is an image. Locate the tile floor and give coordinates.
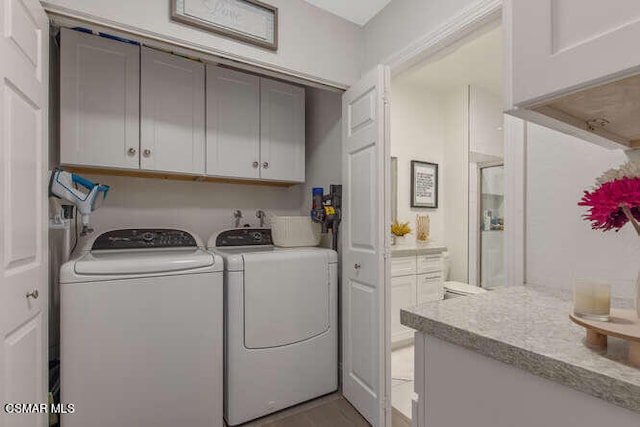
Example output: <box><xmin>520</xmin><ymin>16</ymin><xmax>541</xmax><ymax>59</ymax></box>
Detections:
<box><xmin>391</xmin><ymin>344</ymin><xmax>415</xmax><ymax>422</ymax></box>
<box><xmin>226</xmin><ymin>393</ymin><xmax>369</xmax><ymax>427</ymax></box>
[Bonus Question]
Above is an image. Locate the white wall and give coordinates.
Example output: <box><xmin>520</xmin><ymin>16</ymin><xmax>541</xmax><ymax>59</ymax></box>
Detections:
<box><xmin>43</xmin><ymin>0</ymin><xmax>361</xmax><ymax>87</ymax></box>
<box><xmin>390</xmin><ymin>78</ymin><xmax>445</xmax><ymax>243</ymax></box>
<box><xmin>361</xmin><ymin>0</ymin><xmax>480</xmax><ymax>71</ymax></box>
<box><xmin>301</xmin><ymin>87</ymin><xmax>343</xmax><ymax>248</ymax></box>
<box><xmin>526</xmin><ymin>123</ymin><xmax>640</xmax><ymax>299</ymax></box>
<box><xmin>442</xmin><ymin>86</ymin><xmax>469</xmax><ymax>282</ymax></box>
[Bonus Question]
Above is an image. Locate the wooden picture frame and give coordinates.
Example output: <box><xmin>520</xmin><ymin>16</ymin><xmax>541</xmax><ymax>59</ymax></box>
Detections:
<box><xmin>411</xmin><ymin>161</ymin><xmax>438</xmax><ymax>208</ymax></box>
<box><xmin>171</xmin><ymin>0</ymin><xmax>278</xmax><ymax>51</ymax></box>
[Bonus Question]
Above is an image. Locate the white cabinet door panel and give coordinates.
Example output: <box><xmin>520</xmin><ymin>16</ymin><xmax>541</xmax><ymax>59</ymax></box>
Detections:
<box><xmin>391</xmin><ymin>275</ymin><xmax>416</xmax><ymax>343</ymax></box>
<box><xmin>141</xmin><ymin>47</ymin><xmax>204</xmax><ymax>174</ymax></box>
<box><xmin>260</xmin><ymin>78</ymin><xmax>305</xmax><ymax>182</ymax></box>
<box><xmin>206</xmin><ymin>66</ymin><xmax>260</xmax><ymax>179</ymax></box>
<box><xmin>508</xmin><ymin>0</ymin><xmax>640</xmax><ymax>106</ymax></box>
<box><xmin>60</xmin><ymin>28</ymin><xmax>139</xmax><ymax>169</ymax></box>
<box><xmin>416</xmin><ymin>274</ymin><xmax>443</xmax><ymax>304</ymax></box>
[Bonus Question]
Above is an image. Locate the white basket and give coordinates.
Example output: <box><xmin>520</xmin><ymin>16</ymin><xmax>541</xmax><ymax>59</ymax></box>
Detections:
<box><xmin>271</xmin><ymin>216</ymin><xmax>321</xmax><ymax>247</ymax></box>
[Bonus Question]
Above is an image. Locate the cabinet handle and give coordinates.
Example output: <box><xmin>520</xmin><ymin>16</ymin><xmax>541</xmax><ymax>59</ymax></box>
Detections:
<box><xmin>127</xmin><ymin>147</ymin><xmax>137</xmax><ymax>156</ymax></box>
<box><xmin>143</xmin><ymin>149</ymin><xmax>151</xmax><ymax>157</ymax></box>
<box><xmin>354</xmin><ymin>263</ymin><xmax>361</xmax><ymax>270</ymax></box>
<box><xmin>252</xmin><ymin>161</ymin><xmax>259</xmax><ymax>168</ymax></box>
<box><xmin>26</xmin><ymin>289</ymin><xmax>39</xmax><ymax>299</ymax></box>
<box><xmin>263</xmin><ymin>162</ymin><xmax>269</xmax><ymax>169</ymax></box>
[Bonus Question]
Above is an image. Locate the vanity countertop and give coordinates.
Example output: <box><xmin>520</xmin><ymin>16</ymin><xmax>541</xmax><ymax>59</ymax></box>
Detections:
<box><xmin>401</xmin><ymin>285</ymin><xmax>640</xmax><ymax>413</ymax></box>
<box><xmin>390</xmin><ymin>241</ymin><xmax>447</xmax><ymax>257</ymax></box>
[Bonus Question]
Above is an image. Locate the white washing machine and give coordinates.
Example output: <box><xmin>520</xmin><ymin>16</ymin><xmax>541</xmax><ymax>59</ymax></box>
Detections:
<box><xmin>208</xmin><ymin>228</ymin><xmax>338</xmax><ymax>426</ymax></box>
<box><xmin>60</xmin><ymin>229</ymin><xmax>224</xmax><ymax>427</ymax></box>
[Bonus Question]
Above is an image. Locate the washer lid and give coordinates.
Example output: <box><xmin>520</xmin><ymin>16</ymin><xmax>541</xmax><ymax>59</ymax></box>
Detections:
<box><xmin>74</xmin><ymin>248</ymin><xmax>215</xmax><ymax>275</ymax></box>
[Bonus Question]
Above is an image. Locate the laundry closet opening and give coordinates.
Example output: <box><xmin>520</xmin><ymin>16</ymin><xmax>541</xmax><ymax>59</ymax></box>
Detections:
<box><xmin>47</xmin><ymin>21</ymin><xmax>345</xmax><ymax>424</ymax></box>
<box><xmin>387</xmin><ymin>22</ymin><xmax>505</xmax><ymax>424</ymax></box>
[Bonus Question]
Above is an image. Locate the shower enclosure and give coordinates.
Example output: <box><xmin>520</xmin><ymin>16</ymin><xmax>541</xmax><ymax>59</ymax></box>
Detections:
<box><xmin>479</xmin><ymin>164</ymin><xmax>504</xmax><ymax>288</ymax></box>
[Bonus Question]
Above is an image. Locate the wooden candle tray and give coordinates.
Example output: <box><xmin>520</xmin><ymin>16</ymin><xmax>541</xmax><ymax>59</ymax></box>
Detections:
<box><xmin>570</xmin><ymin>308</ymin><xmax>640</xmax><ymax>367</ymax></box>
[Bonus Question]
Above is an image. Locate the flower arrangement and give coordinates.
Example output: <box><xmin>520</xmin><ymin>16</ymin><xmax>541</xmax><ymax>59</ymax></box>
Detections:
<box><xmin>391</xmin><ymin>220</ymin><xmax>412</xmax><ymax>237</ymax></box>
<box><xmin>578</xmin><ymin>160</ymin><xmax>640</xmax><ymax>236</ymax></box>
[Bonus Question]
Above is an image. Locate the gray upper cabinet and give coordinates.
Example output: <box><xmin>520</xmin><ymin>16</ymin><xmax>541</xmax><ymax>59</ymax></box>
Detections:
<box><xmin>260</xmin><ymin>77</ymin><xmax>305</xmax><ymax>182</ymax></box>
<box><xmin>60</xmin><ymin>28</ymin><xmax>140</xmax><ymax>169</ymax></box>
<box><xmin>206</xmin><ymin>67</ymin><xmax>305</xmax><ymax>183</ymax></box>
<box><xmin>140</xmin><ymin>47</ymin><xmax>205</xmax><ymax>174</ymax></box>
<box><xmin>206</xmin><ymin>66</ymin><xmax>261</xmax><ymax>179</ymax></box>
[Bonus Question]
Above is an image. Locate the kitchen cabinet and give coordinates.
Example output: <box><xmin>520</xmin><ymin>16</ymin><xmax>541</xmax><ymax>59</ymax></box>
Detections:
<box><xmin>60</xmin><ymin>28</ymin><xmax>139</xmax><ymax>169</ymax></box>
<box><xmin>206</xmin><ymin>66</ymin><xmax>261</xmax><ymax>179</ymax></box>
<box><xmin>260</xmin><ymin>78</ymin><xmax>305</xmax><ymax>182</ymax></box>
<box><xmin>505</xmin><ymin>0</ymin><xmax>640</xmax><ymax>149</ymax></box>
<box><xmin>206</xmin><ymin>66</ymin><xmax>305</xmax><ymax>182</ymax></box>
<box><xmin>391</xmin><ymin>251</ymin><xmax>444</xmax><ymax>346</ymax></box>
<box><xmin>141</xmin><ymin>47</ymin><xmax>205</xmax><ymax>174</ymax></box>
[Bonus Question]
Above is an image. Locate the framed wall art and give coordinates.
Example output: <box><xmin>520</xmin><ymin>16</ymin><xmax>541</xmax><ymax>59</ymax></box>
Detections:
<box><xmin>171</xmin><ymin>0</ymin><xmax>278</xmax><ymax>50</ymax></box>
<box><xmin>411</xmin><ymin>160</ymin><xmax>438</xmax><ymax>208</ymax></box>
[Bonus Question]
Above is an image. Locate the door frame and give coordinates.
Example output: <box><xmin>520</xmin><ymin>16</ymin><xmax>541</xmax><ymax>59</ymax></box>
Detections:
<box><xmin>383</xmin><ymin>0</ymin><xmax>525</xmax><ymax>285</ymax></box>
<box><xmin>381</xmin><ymin>0</ymin><xmax>526</xmax><ymax>422</ymax></box>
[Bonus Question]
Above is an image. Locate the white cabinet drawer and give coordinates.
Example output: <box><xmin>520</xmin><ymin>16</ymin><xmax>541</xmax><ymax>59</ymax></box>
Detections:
<box><xmin>417</xmin><ymin>254</ymin><xmax>443</xmax><ymax>274</ymax></box>
<box><xmin>416</xmin><ymin>273</ymin><xmax>443</xmax><ymax>304</ymax></box>
<box><xmin>391</xmin><ymin>256</ymin><xmax>417</xmax><ymax>277</ymax></box>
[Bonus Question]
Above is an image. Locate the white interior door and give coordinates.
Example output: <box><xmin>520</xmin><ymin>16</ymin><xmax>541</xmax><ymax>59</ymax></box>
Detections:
<box><xmin>341</xmin><ymin>65</ymin><xmax>391</xmax><ymax>427</ymax></box>
<box><xmin>0</xmin><ymin>0</ymin><xmax>49</xmax><ymax>425</ymax></box>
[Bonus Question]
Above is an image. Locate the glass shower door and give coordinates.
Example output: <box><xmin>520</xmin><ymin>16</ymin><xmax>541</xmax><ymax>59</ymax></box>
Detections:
<box><xmin>480</xmin><ymin>165</ymin><xmax>504</xmax><ymax>288</ymax></box>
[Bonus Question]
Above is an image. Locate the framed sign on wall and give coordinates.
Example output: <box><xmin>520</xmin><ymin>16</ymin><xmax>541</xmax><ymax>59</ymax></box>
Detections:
<box><xmin>411</xmin><ymin>160</ymin><xmax>438</xmax><ymax>208</ymax></box>
<box><xmin>171</xmin><ymin>0</ymin><xmax>278</xmax><ymax>50</ymax></box>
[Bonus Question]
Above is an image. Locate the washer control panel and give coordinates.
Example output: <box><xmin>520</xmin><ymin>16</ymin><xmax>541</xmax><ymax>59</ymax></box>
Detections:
<box><xmin>92</xmin><ymin>229</ymin><xmax>197</xmax><ymax>250</ymax></box>
<box><xmin>215</xmin><ymin>228</ymin><xmax>273</xmax><ymax>247</ymax></box>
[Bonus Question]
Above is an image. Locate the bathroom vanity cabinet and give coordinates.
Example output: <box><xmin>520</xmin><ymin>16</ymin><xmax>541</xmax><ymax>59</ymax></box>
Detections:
<box><xmin>391</xmin><ymin>245</ymin><xmax>446</xmax><ymax>346</ymax></box>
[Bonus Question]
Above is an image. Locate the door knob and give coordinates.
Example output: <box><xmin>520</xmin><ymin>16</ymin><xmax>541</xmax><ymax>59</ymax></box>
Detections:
<box><xmin>26</xmin><ymin>289</ymin><xmax>39</xmax><ymax>299</ymax></box>
<box><xmin>354</xmin><ymin>263</ymin><xmax>361</xmax><ymax>270</ymax></box>
<box><xmin>252</xmin><ymin>161</ymin><xmax>259</xmax><ymax>168</ymax></box>
<box><xmin>263</xmin><ymin>162</ymin><xmax>269</xmax><ymax>169</ymax></box>
<box><xmin>127</xmin><ymin>147</ymin><xmax>137</xmax><ymax>156</ymax></box>
<box><xmin>143</xmin><ymin>149</ymin><xmax>152</xmax><ymax>157</ymax></box>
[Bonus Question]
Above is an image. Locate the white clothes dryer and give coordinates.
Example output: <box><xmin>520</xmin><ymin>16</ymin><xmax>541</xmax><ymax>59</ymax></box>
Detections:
<box><xmin>60</xmin><ymin>229</ymin><xmax>224</xmax><ymax>427</ymax></box>
<box><xmin>208</xmin><ymin>228</ymin><xmax>338</xmax><ymax>426</ymax></box>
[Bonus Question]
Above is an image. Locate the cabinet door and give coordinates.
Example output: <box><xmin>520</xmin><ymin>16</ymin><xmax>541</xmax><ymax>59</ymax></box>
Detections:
<box><xmin>60</xmin><ymin>28</ymin><xmax>139</xmax><ymax>169</ymax></box>
<box><xmin>260</xmin><ymin>78</ymin><xmax>305</xmax><ymax>182</ymax></box>
<box><xmin>141</xmin><ymin>47</ymin><xmax>205</xmax><ymax>174</ymax></box>
<box><xmin>391</xmin><ymin>275</ymin><xmax>416</xmax><ymax>343</ymax></box>
<box><xmin>507</xmin><ymin>0</ymin><xmax>640</xmax><ymax>107</ymax></box>
<box><xmin>416</xmin><ymin>273</ymin><xmax>443</xmax><ymax>304</ymax></box>
<box><xmin>206</xmin><ymin>66</ymin><xmax>260</xmax><ymax>179</ymax></box>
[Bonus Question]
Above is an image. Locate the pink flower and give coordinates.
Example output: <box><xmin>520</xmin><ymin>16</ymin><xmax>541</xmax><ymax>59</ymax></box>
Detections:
<box><xmin>578</xmin><ymin>177</ymin><xmax>640</xmax><ymax>233</ymax></box>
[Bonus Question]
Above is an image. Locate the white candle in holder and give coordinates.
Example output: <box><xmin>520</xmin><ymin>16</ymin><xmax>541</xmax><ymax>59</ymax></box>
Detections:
<box><xmin>573</xmin><ymin>280</ymin><xmax>611</xmax><ymax>322</ymax></box>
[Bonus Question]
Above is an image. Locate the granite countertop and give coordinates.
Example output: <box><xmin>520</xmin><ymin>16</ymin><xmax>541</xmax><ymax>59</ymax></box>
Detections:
<box><xmin>390</xmin><ymin>241</ymin><xmax>447</xmax><ymax>257</ymax></box>
<box><xmin>401</xmin><ymin>285</ymin><xmax>640</xmax><ymax>413</ymax></box>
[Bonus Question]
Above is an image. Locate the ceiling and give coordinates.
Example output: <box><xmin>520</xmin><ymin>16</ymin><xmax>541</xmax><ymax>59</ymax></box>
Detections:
<box><xmin>303</xmin><ymin>0</ymin><xmax>392</xmax><ymax>26</ymax></box>
<box><xmin>397</xmin><ymin>25</ymin><xmax>503</xmax><ymax>96</ymax></box>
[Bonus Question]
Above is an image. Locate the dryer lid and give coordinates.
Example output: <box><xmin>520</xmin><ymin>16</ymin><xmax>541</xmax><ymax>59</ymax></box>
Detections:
<box><xmin>74</xmin><ymin>248</ymin><xmax>215</xmax><ymax>275</ymax></box>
